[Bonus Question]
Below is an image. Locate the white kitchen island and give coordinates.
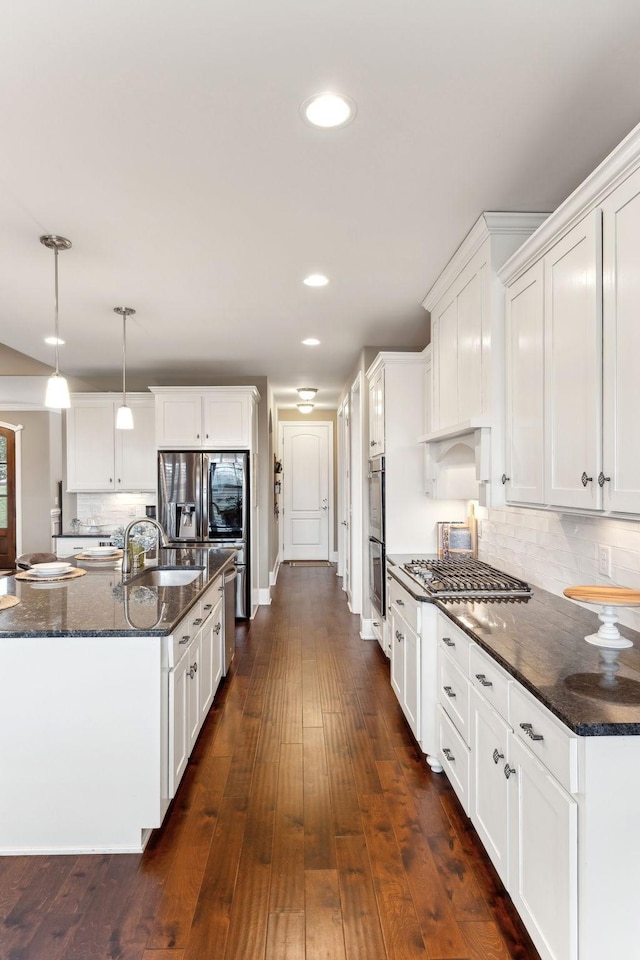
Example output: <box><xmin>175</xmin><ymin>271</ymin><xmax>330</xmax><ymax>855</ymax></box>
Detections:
<box><xmin>0</xmin><ymin>547</ymin><xmax>234</xmax><ymax>855</ymax></box>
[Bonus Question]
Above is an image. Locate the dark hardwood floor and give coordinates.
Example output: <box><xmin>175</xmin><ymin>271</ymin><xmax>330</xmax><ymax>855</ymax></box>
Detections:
<box><xmin>0</xmin><ymin>565</ymin><xmax>541</xmax><ymax>960</ymax></box>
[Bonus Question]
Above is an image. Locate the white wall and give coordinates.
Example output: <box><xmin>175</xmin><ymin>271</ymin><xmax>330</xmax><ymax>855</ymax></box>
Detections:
<box><xmin>478</xmin><ymin>505</ymin><xmax>640</xmax><ymax>631</ymax></box>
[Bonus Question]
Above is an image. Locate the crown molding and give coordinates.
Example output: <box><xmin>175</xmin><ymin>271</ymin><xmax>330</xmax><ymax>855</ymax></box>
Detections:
<box><xmin>365</xmin><ymin>350</ymin><xmax>425</xmax><ymax>379</ymax></box>
<box><xmin>499</xmin><ymin>120</ymin><xmax>640</xmax><ymax>284</ymax></box>
<box><xmin>421</xmin><ymin>212</ymin><xmax>548</xmax><ymax>312</ymax></box>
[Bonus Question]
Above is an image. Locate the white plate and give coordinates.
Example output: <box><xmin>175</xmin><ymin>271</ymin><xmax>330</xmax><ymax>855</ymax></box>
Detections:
<box><xmin>30</xmin><ymin>562</ymin><xmax>73</xmax><ymax>576</ymax></box>
<box><xmin>83</xmin><ymin>546</ymin><xmax>118</xmax><ymax>557</ymax></box>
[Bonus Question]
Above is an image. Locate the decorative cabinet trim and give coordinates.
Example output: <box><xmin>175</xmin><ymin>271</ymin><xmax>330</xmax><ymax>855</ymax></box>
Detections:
<box><xmin>422</xmin><ymin>212</ymin><xmax>549</xmax><ymax>312</ymax></box>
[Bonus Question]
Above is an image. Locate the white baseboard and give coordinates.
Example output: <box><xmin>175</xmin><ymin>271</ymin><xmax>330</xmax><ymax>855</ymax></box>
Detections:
<box><xmin>360</xmin><ymin>617</ymin><xmax>377</xmax><ymax>640</ymax></box>
<box><xmin>258</xmin><ymin>587</ymin><xmax>272</xmax><ymax>606</ymax></box>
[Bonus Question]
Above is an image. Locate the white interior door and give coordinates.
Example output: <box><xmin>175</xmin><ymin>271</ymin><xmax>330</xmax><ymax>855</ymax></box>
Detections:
<box><xmin>282</xmin><ymin>422</ymin><xmax>332</xmax><ymax>561</ymax></box>
<box><xmin>338</xmin><ymin>398</ymin><xmax>351</xmax><ymax>597</ymax></box>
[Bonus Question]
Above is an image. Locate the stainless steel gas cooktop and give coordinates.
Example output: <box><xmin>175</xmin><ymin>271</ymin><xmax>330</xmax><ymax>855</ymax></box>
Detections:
<box><xmin>401</xmin><ymin>556</ymin><xmax>532</xmax><ymax>602</ymax></box>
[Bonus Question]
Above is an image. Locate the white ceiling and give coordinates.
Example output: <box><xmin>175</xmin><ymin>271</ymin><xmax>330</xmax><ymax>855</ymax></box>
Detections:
<box><xmin>2</xmin><ymin>0</ymin><xmax>640</xmax><ymax>409</ymax></box>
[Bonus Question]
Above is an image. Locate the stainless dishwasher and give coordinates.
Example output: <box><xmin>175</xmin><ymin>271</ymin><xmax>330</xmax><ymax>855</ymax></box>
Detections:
<box><xmin>222</xmin><ymin>564</ymin><xmax>237</xmax><ymax>675</ymax></box>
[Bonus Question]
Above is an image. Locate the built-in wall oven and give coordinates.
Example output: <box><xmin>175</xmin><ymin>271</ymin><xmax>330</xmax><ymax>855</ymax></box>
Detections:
<box><xmin>368</xmin><ymin>456</ymin><xmax>385</xmax><ymax>615</ymax></box>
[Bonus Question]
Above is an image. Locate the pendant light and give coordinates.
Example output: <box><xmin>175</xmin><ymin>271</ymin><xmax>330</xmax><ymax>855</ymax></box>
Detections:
<box><xmin>114</xmin><ymin>306</ymin><xmax>136</xmax><ymax>430</ymax></box>
<box><xmin>296</xmin><ymin>402</ymin><xmax>314</xmax><ymax>414</ymax></box>
<box><xmin>41</xmin><ymin>235</ymin><xmax>72</xmax><ymax>409</ymax></box>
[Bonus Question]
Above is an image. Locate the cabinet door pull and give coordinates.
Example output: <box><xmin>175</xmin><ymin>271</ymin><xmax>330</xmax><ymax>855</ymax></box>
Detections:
<box><xmin>501</xmin><ymin>474</ymin><xmax>510</xmax><ymax>485</ymax></box>
<box><xmin>598</xmin><ymin>472</ymin><xmax>611</xmax><ymax>487</ymax></box>
<box><xmin>492</xmin><ymin>748</ymin><xmax>504</xmax><ymax>764</ymax></box>
<box><xmin>504</xmin><ymin>763</ymin><xmax>516</xmax><ymax>779</ymax></box>
<box><xmin>520</xmin><ymin>722</ymin><xmax>544</xmax><ymax>742</ymax></box>
<box><xmin>215</xmin><ymin>623</ymin><xmax>221</xmax><ymax>634</ymax></box>
<box><xmin>475</xmin><ymin>673</ymin><xmax>493</xmax><ymax>688</ymax></box>
<box><xmin>443</xmin><ymin>685</ymin><xmax>456</xmax><ymax>699</ymax></box>
<box><xmin>179</xmin><ymin>634</ymin><xmax>191</xmax><ymax>644</ymax></box>
<box><xmin>373</xmin><ymin>621</ymin><xmax>380</xmax><ymax>627</ymax></box>
<box><xmin>443</xmin><ymin>747</ymin><xmax>455</xmax><ymax>762</ymax></box>
<box><xmin>581</xmin><ymin>471</ymin><xmax>593</xmax><ymax>487</ymax></box>
<box><xmin>395</xmin><ymin>630</ymin><xmax>404</xmax><ymax>642</ymax></box>
<box><xmin>370</xmin><ymin>440</ymin><xmax>376</xmax><ymax>447</ymax></box>
<box><xmin>442</xmin><ymin>637</ymin><xmax>455</xmax><ymax>648</ymax></box>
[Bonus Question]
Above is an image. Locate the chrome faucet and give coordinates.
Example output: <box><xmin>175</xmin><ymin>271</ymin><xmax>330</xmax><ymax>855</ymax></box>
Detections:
<box><xmin>121</xmin><ymin>517</ymin><xmax>170</xmax><ymax>576</ymax></box>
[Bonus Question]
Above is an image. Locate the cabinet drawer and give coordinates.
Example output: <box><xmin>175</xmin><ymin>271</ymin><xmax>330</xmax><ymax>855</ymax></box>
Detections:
<box><xmin>509</xmin><ymin>682</ymin><xmax>578</xmax><ymax>794</ymax></box>
<box><xmin>438</xmin><ymin>615</ymin><xmax>471</xmax><ymax>674</ymax></box>
<box><xmin>200</xmin><ymin>579</ymin><xmax>223</xmax><ymax>623</ymax></box>
<box><xmin>388</xmin><ymin>577</ymin><xmax>419</xmax><ymax>634</ymax></box>
<box><xmin>469</xmin><ymin>645</ymin><xmax>511</xmax><ymax>721</ymax></box>
<box><xmin>439</xmin><ymin>650</ymin><xmax>470</xmax><ymax>744</ymax></box>
<box><xmin>170</xmin><ymin>606</ymin><xmax>202</xmax><ymax>666</ymax></box>
<box><xmin>438</xmin><ymin>705</ymin><xmax>471</xmax><ymax>815</ymax></box>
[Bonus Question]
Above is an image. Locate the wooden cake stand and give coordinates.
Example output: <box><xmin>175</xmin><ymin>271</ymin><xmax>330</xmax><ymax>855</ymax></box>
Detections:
<box><xmin>563</xmin><ymin>586</ymin><xmax>640</xmax><ymax>684</ymax></box>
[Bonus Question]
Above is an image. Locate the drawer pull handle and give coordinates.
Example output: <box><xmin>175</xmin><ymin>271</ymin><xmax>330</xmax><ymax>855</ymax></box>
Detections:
<box><xmin>442</xmin><ymin>637</ymin><xmax>455</xmax><ymax>648</ymax></box>
<box><xmin>520</xmin><ymin>722</ymin><xmax>544</xmax><ymax>742</ymax></box>
<box><xmin>492</xmin><ymin>748</ymin><xmax>504</xmax><ymax>764</ymax></box>
<box><xmin>203</xmin><ymin>603</ymin><xmax>213</xmax><ymax>611</ymax></box>
<box><xmin>443</xmin><ymin>747</ymin><xmax>455</xmax><ymax>762</ymax></box>
<box><xmin>395</xmin><ymin>630</ymin><xmax>404</xmax><ymax>642</ymax></box>
<box><xmin>475</xmin><ymin>673</ymin><xmax>493</xmax><ymax>688</ymax></box>
<box><xmin>192</xmin><ymin>618</ymin><xmax>203</xmax><ymax>626</ymax></box>
<box><xmin>179</xmin><ymin>635</ymin><xmax>191</xmax><ymax>644</ymax></box>
<box><xmin>443</xmin><ymin>685</ymin><xmax>456</xmax><ymax>699</ymax></box>
<box><xmin>504</xmin><ymin>763</ymin><xmax>516</xmax><ymax>779</ymax></box>
<box><xmin>397</xmin><ymin>599</ymin><xmax>404</xmax><ymax>606</ymax></box>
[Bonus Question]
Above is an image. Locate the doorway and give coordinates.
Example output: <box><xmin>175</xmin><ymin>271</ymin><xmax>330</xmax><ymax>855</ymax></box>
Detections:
<box><xmin>0</xmin><ymin>425</ymin><xmax>17</xmax><ymax>569</ymax></box>
<box><xmin>281</xmin><ymin>422</ymin><xmax>333</xmax><ymax>561</ymax></box>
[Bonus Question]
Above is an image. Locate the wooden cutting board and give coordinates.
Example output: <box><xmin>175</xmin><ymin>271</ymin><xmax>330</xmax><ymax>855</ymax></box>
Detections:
<box><xmin>563</xmin><ymin>585</ymin><xmax>640</xmax><ymax>606</ymax></box>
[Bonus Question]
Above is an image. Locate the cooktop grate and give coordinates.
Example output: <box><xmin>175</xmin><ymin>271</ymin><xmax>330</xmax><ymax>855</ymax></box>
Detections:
<box><xmin>401</xmin><ymin>556</ymin><xmax>532</xmax><ymax>600</ymax></box>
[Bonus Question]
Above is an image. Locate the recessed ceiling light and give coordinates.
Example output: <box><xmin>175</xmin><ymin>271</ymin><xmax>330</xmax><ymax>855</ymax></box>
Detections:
<box><xmin>303</xmin><ymin>274</ymin><xmax>329</xmax><ymax>287</ymax></box>
<box><xmin>297</xmin><ymin>387</ymin><xmax>318</xmax><ymax>401</ymax></box>
<box><xmin>297</xmin><ymin>403</ymin><xmax>315</xmax><ymax>414</ymax></box>
<box><xmin>301</xmin><ymin>93</ymin><xmax>356</xmax><ymax>129</ymax></box>
<box><xmin>302</xmin><ymin>338</ymin><xmax>320</xmax><ymax>346</ymax></box>
<box><xmin>44</xmin><ymin>336</ymin><xmax>65</xmax><ymax>345</ymax></box>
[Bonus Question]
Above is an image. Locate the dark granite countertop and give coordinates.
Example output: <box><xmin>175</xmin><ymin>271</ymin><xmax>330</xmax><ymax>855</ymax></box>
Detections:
<box><xmin>0</xmin><ymin>547</ymin><xmax>236</xmax><ymax>638</ymax></box>
<box><xmin>386</xmin><ymin>555</ymin><xmax>640</xmax><ymax>737</ymax></box>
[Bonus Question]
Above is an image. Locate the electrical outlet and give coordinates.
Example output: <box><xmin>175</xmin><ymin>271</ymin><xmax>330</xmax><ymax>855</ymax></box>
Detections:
<box><xmin>128</xmin><ymin>504</ymin><xmax>136</xmax><ymax>517</ymax></box>
<box><xmin>598</xmin><ymin>545</ymin><xmax>612</xmax><ymax>578</ymax></box>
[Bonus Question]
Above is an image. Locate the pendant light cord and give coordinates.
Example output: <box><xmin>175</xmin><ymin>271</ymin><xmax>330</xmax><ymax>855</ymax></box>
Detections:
<box><xmin>121</xmin><ymin>311</ymin><xmax>127</xmax><ymax>405</ymax></box>
<box><xmin>53</xmin><ymin>245</ymin><xmax>60</xmax><ymax>376</ymax></box>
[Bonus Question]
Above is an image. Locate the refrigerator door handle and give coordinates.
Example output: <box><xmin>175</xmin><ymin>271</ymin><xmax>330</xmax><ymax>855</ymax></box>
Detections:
<box><xmin>199</xmin><ymin>452</ymin><xmax>208</xmax><ymax>541</ymax></box>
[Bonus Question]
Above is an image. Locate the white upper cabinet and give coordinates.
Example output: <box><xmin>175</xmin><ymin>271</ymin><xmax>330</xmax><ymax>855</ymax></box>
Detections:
<box><xmin>544</xmin><ymin>212</ymin><xmax>602</xmax><ymax>510</ymax></box>
<box><xmin>501</xmin><ymin>123</ymin><xmax>640</xmax><ymax>516</ymax></box>
<box><xmin>368</xmin><ymin>364</ymin><xmax>385</xmax><ymax>456</ymax></box>
<box><xmin>504</xmin><ymin>261</ymin><xmax>545</xmax><ymax>505</ymax></box>
<box><xmin>601</xmin><ymin>166</ymin><xmax>640</xmax><ymax>513</ymax></box>
<box><xmin>66</xmin><ymin>394</ymin><xmax>156</xmax><ymax>492</ymax></box>
<box><xmin>152</xmin><ymin>387</ymin><xmax>259</xmax><ymax>449</ymax></box>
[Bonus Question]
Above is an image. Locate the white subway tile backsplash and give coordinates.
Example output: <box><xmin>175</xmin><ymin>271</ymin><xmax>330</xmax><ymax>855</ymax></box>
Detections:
<box><xmin>483</xmin><ymin>505</ymin><xmax>640</xmax><ymax>631</ymax></box>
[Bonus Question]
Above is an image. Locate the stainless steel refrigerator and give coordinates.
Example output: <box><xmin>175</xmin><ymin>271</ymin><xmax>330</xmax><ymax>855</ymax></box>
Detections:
<box><xmin>158</xmin><ymin>450</ymin><xmax>250</xmax><ymax>618</ymax></box>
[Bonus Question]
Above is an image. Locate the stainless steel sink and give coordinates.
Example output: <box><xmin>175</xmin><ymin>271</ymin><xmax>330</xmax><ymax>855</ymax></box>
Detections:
<box><xmin>126</xmin><ymin>566</ymin><xmax>204</xmax><ymax>587</ymax></box>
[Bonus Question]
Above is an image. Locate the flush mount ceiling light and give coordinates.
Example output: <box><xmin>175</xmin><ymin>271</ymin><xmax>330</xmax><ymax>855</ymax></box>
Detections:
<box><xmin>303</xmin><ymin>273</ymin><xmax>329</xmax><ymax>287</ymax></box>
<box><xmin>297</xmin><ymin>387</ymin><xmax>318</xmax><ymax>401</ymax></box>
<box><xmin>41</xmin><ymin>234</ymin><xmax>72</xmax><ymax>410</ymax></box>
<box><xmin>301</xmin><ymin>92</ymin><xmax>356</xmax><ymax>128</ymax></box>
<box><xmin>297</xmin><ymin>402</ymin><xmax>315</xmax><ymax>414</ymax></box>
<box><xmin>114</xmin><ymin>306</ymin><xmax>136</xmax><ymax>430</ymax></box>
<box><xmin>302</xmin><ymin>338</ymin><xmax>320</xmax><ymax>346</ymax></box>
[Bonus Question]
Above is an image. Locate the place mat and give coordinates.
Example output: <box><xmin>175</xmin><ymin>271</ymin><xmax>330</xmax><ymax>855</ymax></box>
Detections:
<box><xmin>0</xmin><ymin>595</ymin><xmax>20</xmax><ymax>610</ymax></box>
<box><xmin>15</xmin><ymin>568</ymin><xmax>87</xmax><ymax>583</ymax></box>
<box><xmin>75</xmin><ymin>549</ymin><xmax>123</xmax><ymax>561</ymax></box>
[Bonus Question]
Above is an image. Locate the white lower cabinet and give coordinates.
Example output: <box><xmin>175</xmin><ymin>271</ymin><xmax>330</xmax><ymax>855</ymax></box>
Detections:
<box><xmin>438</xmin><ymin>615</ymin><xmax>578</xmax><ymax>960</ymax></box>
<box><xmin>508</xmin><ymin>733</ymin><xmax>577</xmax><ymax>960</ymax></box>
<box><xmin>168</xmin><ymin>578</ymin><xmax>225</xmax><ymax>798</ymax></box>
<box><xmin>387</xmin><ymin>575</ymin><xmax>440</xmax><ymax>769</ymax></box>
